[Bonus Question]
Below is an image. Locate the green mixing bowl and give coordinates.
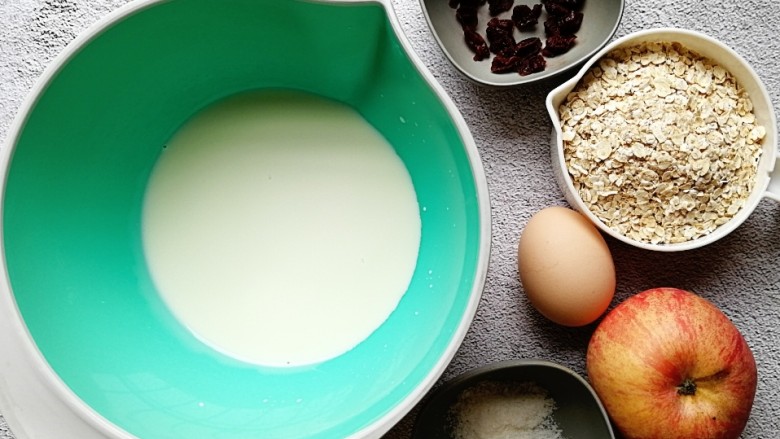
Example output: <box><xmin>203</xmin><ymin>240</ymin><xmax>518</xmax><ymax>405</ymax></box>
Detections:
<box><xmin>0</xmin><ymin>0</ymin><xmax>490</xmax><ymax>437</ymax></box>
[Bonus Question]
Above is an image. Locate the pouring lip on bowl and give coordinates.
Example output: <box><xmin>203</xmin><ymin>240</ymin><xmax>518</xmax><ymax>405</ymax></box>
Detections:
<box><xmin>0</xmin><ymin>0</ymin><xmax>492</xmax><ymax>438</ymax></box>
<box><xmin>546</xmin><ymin>27</ymin><xmax>779</xmax><ymax>252</ymax></box>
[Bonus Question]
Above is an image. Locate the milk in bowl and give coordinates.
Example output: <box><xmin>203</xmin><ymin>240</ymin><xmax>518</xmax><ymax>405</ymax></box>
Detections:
<box><xmin>142</xmin><ymin>90</ymin><xmax>421</xmax><ymax>367</ymax></box>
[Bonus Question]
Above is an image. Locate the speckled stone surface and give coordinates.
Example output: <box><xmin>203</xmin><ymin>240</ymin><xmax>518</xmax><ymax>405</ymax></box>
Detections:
<box><xmin>1</xmin><ymin>1</ymin><xmax>779</xmax><ymax>438</ymax></box>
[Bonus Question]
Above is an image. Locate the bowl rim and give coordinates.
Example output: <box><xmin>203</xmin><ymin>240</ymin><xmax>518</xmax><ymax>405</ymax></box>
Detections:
<box><xmin>0</xmin><ymin>0</ymin><xmax>492</xmax><ymax>438</ymax></box>
<box><xmin>0</xmin><ymin>1</ymin><xmax>155</xmax><ymax>436</ymax></box>
<box><xmin>545</xmin><ymin>27</ymin><xmax>779</xmax><ymax>252</ymax></box>
<box><xmin>418</xmin><ymin>0</ymin><xmax>626</xmax><ymax>87</ymax></box>
<box><xmin>411</xmin><ymin>358</ymin><xmax>615</xmax><ymax>438</ymax></box>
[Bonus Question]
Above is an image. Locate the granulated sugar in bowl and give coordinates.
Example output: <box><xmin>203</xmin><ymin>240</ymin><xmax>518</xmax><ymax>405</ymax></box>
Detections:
<box><xmin>450</xmin><ymin>380</ymin><xmax>564</xmax><ymax>439</ymax></box>
<box><xmin>412</xmin><ymin>360</ymin><xmax>614</xmax><ymax>439</ymax></box>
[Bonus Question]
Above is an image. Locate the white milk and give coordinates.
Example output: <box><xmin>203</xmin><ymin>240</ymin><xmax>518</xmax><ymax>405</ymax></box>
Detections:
<box><xmin>142</xmin><ymin>91</ymin><xmax>421</xmax><ymax>367</ymax></box>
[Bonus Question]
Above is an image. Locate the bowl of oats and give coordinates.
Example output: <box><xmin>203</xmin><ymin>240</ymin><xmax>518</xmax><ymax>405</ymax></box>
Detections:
<box><xmin>546</xmin><ymin>28</ymin><xmax>779</xmax><ymax>251</ymax></box>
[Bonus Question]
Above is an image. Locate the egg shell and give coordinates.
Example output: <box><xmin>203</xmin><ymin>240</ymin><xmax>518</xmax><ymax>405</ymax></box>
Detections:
<box><xmin>517</xmin><ymin>206</ymin><xmax>616</xmax><ymax>327</ymax></box>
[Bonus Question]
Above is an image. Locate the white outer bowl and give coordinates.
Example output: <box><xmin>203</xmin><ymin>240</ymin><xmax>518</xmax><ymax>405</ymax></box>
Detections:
<box><xmin>546</xmin><ymin>28</ymin><xmax>779</xmax><ymax>252</ymax></box>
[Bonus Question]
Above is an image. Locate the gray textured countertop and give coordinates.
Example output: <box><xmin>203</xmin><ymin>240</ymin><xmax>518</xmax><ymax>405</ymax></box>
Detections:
<box><xmin>2</xmin><ymin>0</ymin><xmax>779</xmax><ymax>438</ymax></box>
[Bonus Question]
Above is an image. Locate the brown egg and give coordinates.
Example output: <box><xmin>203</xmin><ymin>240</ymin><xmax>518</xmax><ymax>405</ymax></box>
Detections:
<box><xmin>517</xmin><ymin>206</ymin><xmax>616</xmax><ymax>326</ymax></box>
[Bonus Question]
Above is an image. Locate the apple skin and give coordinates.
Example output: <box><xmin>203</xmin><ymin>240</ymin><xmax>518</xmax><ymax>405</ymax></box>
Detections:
<box><xmin>586</xmin><ymin>288</ymin><xmax>757</xmax><ymax>439</ymax></box>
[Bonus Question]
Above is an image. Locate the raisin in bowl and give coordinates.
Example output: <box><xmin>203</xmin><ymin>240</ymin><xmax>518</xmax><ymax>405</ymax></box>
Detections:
<box><xmin>420</xmin><ymin>0</ymin><xmax>624</xmax><ymax>86</ymax></box>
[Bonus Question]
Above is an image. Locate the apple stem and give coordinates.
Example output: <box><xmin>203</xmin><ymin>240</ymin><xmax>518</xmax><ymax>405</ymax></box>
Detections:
<box><xmin>677</xmin><ymin>378</ymin><xmax>697</xmax><ymax>396</ymax></box>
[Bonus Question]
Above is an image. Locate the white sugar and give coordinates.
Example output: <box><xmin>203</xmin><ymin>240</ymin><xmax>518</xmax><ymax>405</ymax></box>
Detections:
<box><xmin>451</xmin><ymin>381</ymin><xmax>566</xmax><ymax>439</ymax></box>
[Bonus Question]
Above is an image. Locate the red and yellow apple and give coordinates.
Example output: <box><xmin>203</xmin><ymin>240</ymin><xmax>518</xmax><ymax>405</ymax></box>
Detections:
<box><xmin>586</xmin><ymin>287</ymin><xmax>757</xmax><ymax>439</ymax></box>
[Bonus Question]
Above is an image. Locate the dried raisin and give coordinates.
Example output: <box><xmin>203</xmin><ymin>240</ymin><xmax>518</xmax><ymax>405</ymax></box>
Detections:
<box><xmin>541</xmin><ymin>0</ymin><xmax>585</xmax><ymax>13</ymax></box>
<box><xmin>491</xmin><ymin>37</ymin><xmax>543</xmax><ymax>74</ymax></box>
<box><xmin>558</xmin><ymin>10</ymin><xmax>583</xmax><ymax>35</ymax></box>
<box><xmin>554</xmin><ymin>0</ymin><xmax>585</xmax><ymax>11</ymax></box>
<box><xmin>486</xmin><ymin>17</ymin><xmax>516</xmax><ymax>54</ymax></box>
<box><xmin>491</xmin><ymin>54</ymin><xmax>521</xmax><ymax>73</ymax></box>
<box><xmin>456</xmin><ymin>5</ymin><xmax>479</xmax><ymax>30</ymax></box>
<box><xmin>542</xmin><ymin>0</ymin><xmax>571</xmax><ymax>17</ymax></box>
<box><xmin>518</xmin><ymin>53</ymin><xmax>547</xmax><ymax>75</ymax></box>
<box><xmin>544</xmin><ymin>16</ymin><xmax>560</xmax><ymax>37</ymax></box>
<box><xmin>448</xmin><ymin>0</ymin><xmax>585</xmax><ymax>77</ymax></box>
<box><xmin>465</xmin><ymin>29</ymin><xmax>491</xmax><ymax>61</ymax></box>
<box><xmin>511</xmin><ymin>4</ymin><xmax>543</xmax><ymax>30</ymax></box>
<box><xmin>488</xmin><ymin>0</ymin><xmax>514</xmax><ymax>16</ymax></box>
<box><xmin>515</xmin><ymin>37</ymin><xmax>543</xmax><ymax>58</ymax></box>
<box><xmin>543</xmin><ymin>33</ymin><xmax>577</xmax><ymax>56</ymax></box>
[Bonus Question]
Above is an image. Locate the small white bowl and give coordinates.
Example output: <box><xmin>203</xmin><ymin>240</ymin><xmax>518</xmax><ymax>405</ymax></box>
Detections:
<box><xmin>546</xmin><ymin>28</ymin><xmax>779</xmax><ymax>252</ymax></box>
